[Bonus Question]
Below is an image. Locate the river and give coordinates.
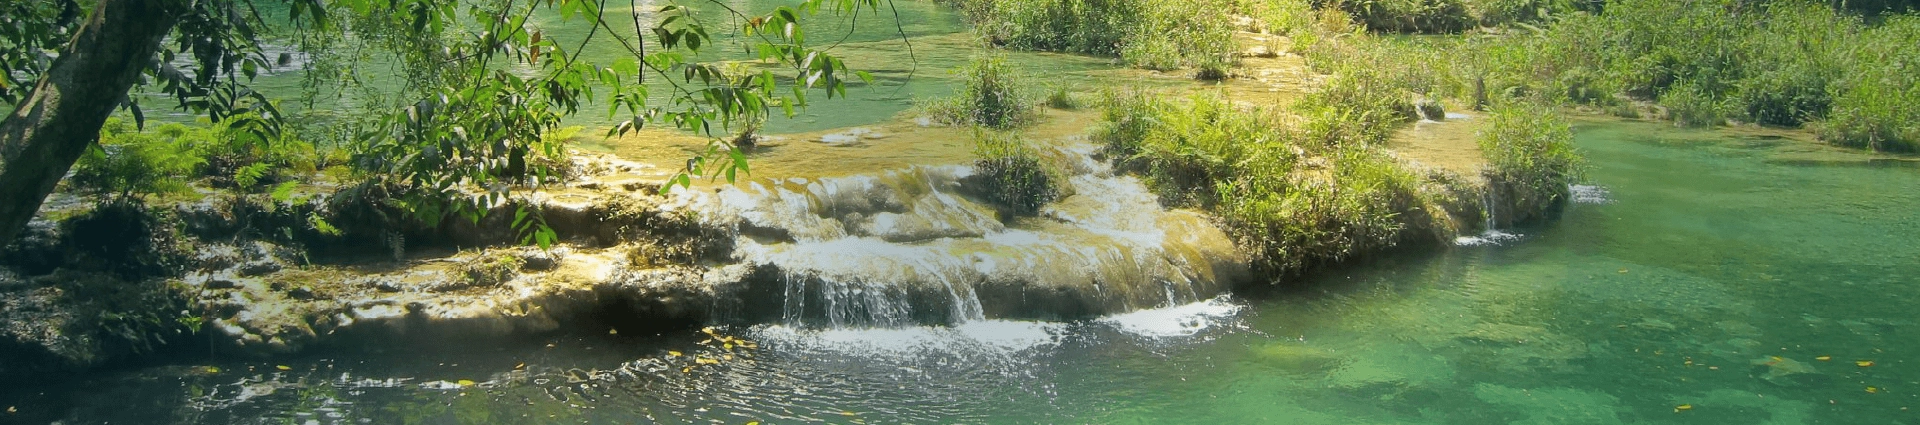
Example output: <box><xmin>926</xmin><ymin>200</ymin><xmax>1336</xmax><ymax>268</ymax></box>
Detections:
<box><xmin>5</xmin><ymin>114</ymin><xmax>1914</xmax><ymax>424</ymax></box>
<box><xmin>12</xmin><ymin>1</ymin><xmax>1920</xmax><ymax>423</ymax></box>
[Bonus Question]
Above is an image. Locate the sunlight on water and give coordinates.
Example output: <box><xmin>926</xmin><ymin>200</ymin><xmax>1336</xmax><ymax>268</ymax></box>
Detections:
<box><xmin>13</xmin><ymin>106</ymin><xmax>1920</xmax><ymax>423</ymax></box>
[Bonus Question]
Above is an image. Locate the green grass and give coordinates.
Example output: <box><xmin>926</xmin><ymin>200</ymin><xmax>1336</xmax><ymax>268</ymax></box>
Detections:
<box><xmin>921</xmin><ymin>53</ymin><xmax>1038</xmax><ymax>129</ymax></box>
<box><xmin>941</xmin><ymin>0</ymin><xmax>1239</xmax><ymax>77</ymax></box>
<box><xmin>970</xmin><ymin>129</ymin><xmax>1063</xmax><ymax>216</ymax></box>
<box><xmin>1451</xmin><ymin>0</ymin><xmax>1919</xmax><ymax>152</ymax></box>
<box><xmin>1094</xmin><ymin>90</ymin><xmax>1444</xmax><ymax>275</ymax></box>
<box><xmin>1477</xmin><ymin>101</ymin><xmax>1584</xmax><ymax>224</ymax></box>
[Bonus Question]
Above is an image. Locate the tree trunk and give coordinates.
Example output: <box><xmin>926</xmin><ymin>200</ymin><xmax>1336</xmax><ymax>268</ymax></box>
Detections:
<box><xmin>0</xmin><ymin>0</ymin><xmax>183</xmax><ymax>246</ymax></box>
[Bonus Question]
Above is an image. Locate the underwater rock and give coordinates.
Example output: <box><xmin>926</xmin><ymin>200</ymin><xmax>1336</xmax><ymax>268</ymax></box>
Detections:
<box><xmin>1749</xmin><ymin>356</ymin><xmax>1830</xmax><ymax>388</ymax></box>
<box><xmin>1474</xmin><ymin>383</ymin><xmax>1625</xmax><ymax>425</ymax></box>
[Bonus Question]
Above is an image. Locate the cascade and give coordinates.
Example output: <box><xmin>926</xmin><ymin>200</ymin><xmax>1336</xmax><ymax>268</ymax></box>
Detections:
<box><xmin>674</xmin><ymin>141</ymin><xmax>1248</xmax><ymax>327</ymax></box>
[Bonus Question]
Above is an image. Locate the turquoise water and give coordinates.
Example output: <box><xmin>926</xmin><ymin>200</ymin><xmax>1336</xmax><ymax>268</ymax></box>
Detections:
<box><xmin>198</xmin><ymin>1</ymin><xmax>1128</xmax><ymax>135</ymax></box>
<box><xmin>9</xmin><ymin>118</ymin><xmax>1918</xmax><ymax>423</ymax></box>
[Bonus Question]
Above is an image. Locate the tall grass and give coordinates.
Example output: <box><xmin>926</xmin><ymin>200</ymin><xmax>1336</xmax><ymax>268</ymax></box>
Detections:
<box><xmin>1478</xmin><ymin>102</ymin><xmax>1584</xmax><ymax>224</ymax></box>
<box><xmin>941</xmin><ymin>0</ymin><xmax>1239</xmax><ymax>77</ymax></box>
<box><xmin>970</xmin><ymin>130</ymin><xmax>1063</xmax><ymax>216</ymax></box>
<box><xmin>1095</xmin><ymin>90</ymin><xmax>1441</xmax><ymax>275</ymax></box>
<box><xmin>921</xmin><ymin>53</ymin><xmax>1038</xmax><ymax>129</ymax></box>
<box><xmin>1455</xmin><ymin>0</ymin><xmax>1918</xmax><ymax>151</ymax></box>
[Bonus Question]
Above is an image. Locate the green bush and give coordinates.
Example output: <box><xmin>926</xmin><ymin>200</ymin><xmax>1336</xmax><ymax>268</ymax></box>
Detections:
<box><xmin>945</xmin><ymin>0</ymin><xmax>1237</xmax><ymax>75</ymax></box>
<box><xmin>970</xmin><ymin>130</ymin><xmax>1061</xmax><ymax>216</ymax></box>
<box><xmin>1660</xmin><ymin>81</ymin><xmax>1728</xmax><ymax>128</ymax></box>
<box><xmin>924</xmin><ymin>53</ymin><xmax>1037</xmax><ymax>129</ymax></box>
<box><xmin>1822</xmin><ymin>15</ymin><xmax>1920</xmax><ymax>152</ymax></box>
<box><xmin>1478</xmin><ymin>102</ymin><xmax>1584</xmax><ymax>223</ymax></box>
<box><xmin>70</xmin><ymin>121</ymin><xmax>206</xmax><ymax>200</ymax></box>
<box><xmin>1330</xmin><ymin>0</ymin><xmax>1473</xmax><ymax>33</ymax></box>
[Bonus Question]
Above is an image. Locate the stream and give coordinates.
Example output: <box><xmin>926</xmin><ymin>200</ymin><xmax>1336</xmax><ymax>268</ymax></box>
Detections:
<box><xmin>11</xmin><ymin>2</ymin><xmax>1920</xmax><ymax>424</ymax></box>
<box><xmin>7</xmin><ymin>117</ymin><xmax>1917</xmax><ymax>424</ymax></box>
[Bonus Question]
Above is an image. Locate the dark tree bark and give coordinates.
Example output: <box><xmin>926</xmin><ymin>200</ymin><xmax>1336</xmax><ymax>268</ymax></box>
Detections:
<box><xmin>0</xmin><ymin>0</ymin><xmax>183</xmax><ymax>246</ymax></box>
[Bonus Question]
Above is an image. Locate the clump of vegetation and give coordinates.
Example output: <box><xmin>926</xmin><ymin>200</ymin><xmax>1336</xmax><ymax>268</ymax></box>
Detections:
<box><xmin>942</xmin><ymin>0</ymin><xmax>1238</xmax><ymax>76</ymax></box>
<box><xmin>1477</xmin><ymin>102</ymin><xmax>1584</xmax><ymax>224</ymax></box>
<box><xmin>923</xmin><ymin>53</ymin><xmax>1037</xmax><ymax>129</ymax></box>
<box><xmin>68</xmin><ymin>121</ymin><xmax>206</xmax><ymax>201</ymax></box>
<box><xmin>1822</xmin><ymin>15</ymin><xmax>1920</xmax><ymax>152</ymax></box>
<box><xmin>1454</xmin><ymin>0</ymin><xmax>1918</xmax><ymax>152</ymax></box>
<box><xmin>970</xmin><ymin>130</ymin><xmax>1062</xmax><ymax>217</ymax></box>
<box><xmin>1043</xmin><ymin>83</ymin><xmax>1081</xmax><ymax>110</ymax></box>
<box><xmin>458</xmin><ymin>250</ymin><xmax>524</xmax><ymax>288</ymax></box>
<box><xmin>1096</xmin><ymin>90</ymin><xmax>1438</xmax><ymax>274</ymax></box>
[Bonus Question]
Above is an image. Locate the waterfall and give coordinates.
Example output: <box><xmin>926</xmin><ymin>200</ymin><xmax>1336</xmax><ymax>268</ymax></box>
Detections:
<box><xmin>680</xmin><ymin>141</ymin><xmax>1249</xmax><ymax>328</ymax></box>
<box><xmin>1482</xmin><ymin>188</ymin><xmax>1498</xmax><ymax>231</ymax></box>
<box><xmin>1456</xmin><ymin>185</ymin><xmax>1521</xmax><ymax>246</ymax></box>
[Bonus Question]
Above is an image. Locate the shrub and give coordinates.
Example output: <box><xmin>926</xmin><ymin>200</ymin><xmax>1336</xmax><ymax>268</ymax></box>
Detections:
<box><xmin>945</xmin><ymin>0</ymin><xmax>1237</xmax><ymax>75</ymax></box>
<box><xmin>1478</xmin><ymin>102</ymin><xmax>1584</xmax><ymax>223</ymax></box>
<box><xmin>69</xmin><ymin>122</ymin><xmax>206</xmax><ymax>200</ymax></box>
<box><xmin>923</xmin><ymin>53</ymin><xmax>1036</xmax><ymax>129</ymax></box>
<box><xmin>1821</xmin><ymin>15</ymin><xmax>1920</xmax><ymax>152</ymax></box>
<box><xmin>970</xmin><ymin>130</ymin><xmax>1061</xmax><ymax>216</ymax></box>
<box><xmin>1659</xmin><ymin>81</ymin><xmax>1728</xmax><ymax>128</ymax></box>
<box><xmin>1331</xmin><ymin>0</ymin><xmax>1473</xmax><ymax>33</ymax></box>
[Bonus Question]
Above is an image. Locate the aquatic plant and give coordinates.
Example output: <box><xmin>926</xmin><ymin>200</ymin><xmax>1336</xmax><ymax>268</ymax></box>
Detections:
<box><xmin>943</xmin><ymin>0</ymin><xmax>1238</xmax><ymax>75</ymax></box>
<box><xmin>923</xmin><ymin>53</ymin><xmax>1037</xmax><ymax>129</ymax></box>
<box><xmin>1478</xmin><ymin>101</ymin><xmax>1584</xmax><ymax>224</ymax></box>
<box><xmin>970</xmin><ymin>129</ymin><xmax>1061</xmax><ymax>216</ymax></box>
<box><xmin>1095</xmin><ymin>90</ymin><xmax>1438</xmax><ymax>275</ymax></box>
<box><xmin>68</xmin><ymin>121</ymin><xmax>206</xmax><ymax>201</ymax></box>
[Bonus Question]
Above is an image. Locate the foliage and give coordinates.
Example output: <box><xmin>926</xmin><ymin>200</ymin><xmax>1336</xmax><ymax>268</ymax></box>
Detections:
<box><xmin>1096</xmin><ymin>90</ymin><xmax>1434</xmax><ymax>274</ymax></box>
<box><xmin>943</xmin><ymin>0</ymin><xmax>1238</xmax><ymax>75</ymax></box>
<box><xmin>970</xmin><ymin>130</ymin><xmax>1061</xmax><ymax>216</ymax></box>
<box><xmin>69</xmin><ymin>121</ymin><xmax>206</xmax><ymax>200</ymax></box>
<box><xmin>1328</xmin><ymin>0</ymin><xmax>1473</xmax><ymax>33</ymax></box>
<box><xmin>924</xmin><ymin>53</ymin><xmax>1037</xmax><ymax>129</ymax></box>
<box><xmin>458</xmin><ymin>250</ymin><xmax>524</xmax><ymax>287</ymax></box>
<box><xmin>1452</xmin><ymin>0</ymin><xmax>1918</xmax><ymax>151</ymax></box>
<box><xmin>1477</xmin><ymin>101</ymin><xmax>1584</xmax><ymax>221</ymax></box>
<box><xmin>1823</xmin><ymin>15</ymin><xmax>1920</xmax><ymax>152</ymax></box>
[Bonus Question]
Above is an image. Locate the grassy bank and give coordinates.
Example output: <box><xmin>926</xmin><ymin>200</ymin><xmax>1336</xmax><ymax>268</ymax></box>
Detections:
<box><xmin>937</xmin><ymin>0</ymin><xmax>1240</xmax><ymax>78</ymax></box>
<box><xmin>1270</xmin><ymin>0</ymin><xmax>1920</xmax><ymax>152</ymax></box>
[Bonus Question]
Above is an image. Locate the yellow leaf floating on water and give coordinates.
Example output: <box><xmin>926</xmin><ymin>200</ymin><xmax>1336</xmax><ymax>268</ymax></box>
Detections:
<box><xmin>695</xmin><ymin>357</ymin><xmax>720</xmax><ymax>365</ymax></box>
<box><xmin>514</xmin><ymin>363</ymin><xmax>526</xmax><ymax>370</ymax></box>
<box><xmin>1816</xmin><ymin>356</ymin><xmax>1832</xmax><ymax>361</ymax></box>
<box><xmin>205</xmin><ymin>366</ymin><xmax>221</xmax><ymax>373</ymax></box>
<box><xmin>747</xmin><ymin>422</ymin><xmax>760</xmax><ymax>425</ymax></box>
<box><xmin>668</xmin><ymin>351</ymin><xmax>683</xmax><ymax>357</ymax></box>
<box><xmin>1674</xmin><ymin>404</ymin><xmax>1693</xmax><ymax>412</ymax></box>
<box><xmin>275</xmin><ymin>365</ymin><xmax>292</xmax><ymax>371</ymax></box>
<box><xmin>1868</xmin><ymin>387</ymin><xmax>1880</xmax><ymax>393</ymax></box>
<box><xmin>1858</xmin><ymin>360</ymin><xmax>1876</xmax><ymax>367</ymax></box>
<box><xmin>457</xmin><ymin>379</ymin><xmax>475</xmax><ymax>386</ymax></box>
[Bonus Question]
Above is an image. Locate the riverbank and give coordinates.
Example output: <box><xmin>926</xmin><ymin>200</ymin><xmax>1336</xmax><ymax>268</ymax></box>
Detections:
<box><xmin>4</xmin><ymin>7</ymin><xmax>1572</xmax><ymax>382</ymax></box>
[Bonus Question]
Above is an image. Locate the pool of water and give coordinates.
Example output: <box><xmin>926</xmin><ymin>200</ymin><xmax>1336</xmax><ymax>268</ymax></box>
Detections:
<box><xmin>9</xmin><ymin>116</ymin><xmax>1917</xmax><ymax>423</ymax></box>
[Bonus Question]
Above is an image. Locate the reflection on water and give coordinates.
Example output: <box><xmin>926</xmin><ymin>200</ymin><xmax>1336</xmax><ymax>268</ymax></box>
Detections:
<box><xmin>17</xmin><ymin>56</ymin><xmax>1920</xmax><ymax>425</ymax></box>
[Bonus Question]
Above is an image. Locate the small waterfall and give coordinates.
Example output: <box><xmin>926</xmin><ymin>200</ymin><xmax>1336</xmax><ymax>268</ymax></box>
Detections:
<box><xmin>680</xmin><ymin>141</ymin><xmax>1249</xmax><ymax>328</ymax></box>
<box><xmin>1456</xmin><ymin>185</ymin><xmax>1520</xmax><ymax>246</ymax></box>
<box><xmin>781</xmin><ymin>271</ymin><xmax>807</xmax><ymax>324</ymax></box>
<box><xmin>1482</xmin><ymin>188</ymin><xmax>1498</xmax><ymax>231</ymax></box>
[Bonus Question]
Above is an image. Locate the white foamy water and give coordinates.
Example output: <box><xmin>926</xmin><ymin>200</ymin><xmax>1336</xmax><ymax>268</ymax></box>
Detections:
<box><xmin>1098</xmin><ymin>296</ymin><xmax>1243</xmax><ymax>338</ymax></box>
<box><xmin>1570</xmin><ymin>184</ymin><xmax>1614</xmax><ymax>204</ymax></box>
<box><xmin>748</xmin><ymin>320</ymin><xmax>1065</xmax><ymax>357</ymax></box>
<box><xmin>1454</xmin><ymin>230</ymin><xmax>1525</xmax><ymax>246</ymax></box>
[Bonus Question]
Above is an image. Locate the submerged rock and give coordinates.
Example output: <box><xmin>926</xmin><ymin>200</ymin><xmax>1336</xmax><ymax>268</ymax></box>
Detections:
<box><xmin>1749</xmin><ymin>356</ymin><xmax>1830</xmax><ymax>388</ymax></box>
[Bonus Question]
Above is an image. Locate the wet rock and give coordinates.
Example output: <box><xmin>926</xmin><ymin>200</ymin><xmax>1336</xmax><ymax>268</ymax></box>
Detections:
<box><xmin>1750</xmin><ymin>356</ymin><xmax>1830</xmax><ymax>388</ymax></box>
<box><xmin>1</xmin><ymin>219</ymin><xmax>66</xmax><ymax>275</ymax></box>
<box><xmin>521</xmin><ymin>248</ymin><xmax>563</xmax><ymax>271</ymax></box>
